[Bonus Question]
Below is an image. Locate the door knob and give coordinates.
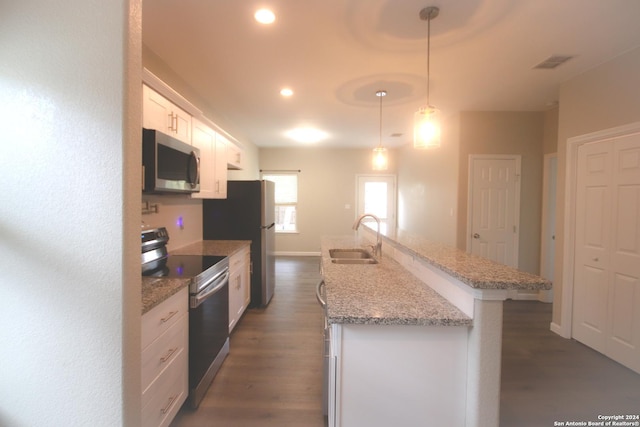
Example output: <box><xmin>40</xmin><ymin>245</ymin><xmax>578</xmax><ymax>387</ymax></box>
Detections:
<box><xmin>473</xmin><ymin>233</ymin><xmax>480</xmax><ymax>239</ymax></box>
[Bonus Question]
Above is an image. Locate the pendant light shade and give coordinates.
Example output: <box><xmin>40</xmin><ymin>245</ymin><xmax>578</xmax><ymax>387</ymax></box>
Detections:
<box><xmin>413</xmin><ymin>105</ymin><xmax>440</xmax><ymax>149</ymax></box>
<box><xmin>413</xmin><ymin>6</ymin><xmax>441</xmax><ymax>149</ymax></box>
<box><xmin>372</xmin><ymin>146</ymin><xmax>388</xmax><ymax>170</ymax></box>
<box><xmin>372</xmin><ymin>90</ymin><xmax>388</xmax><ymax>170</ymax></box>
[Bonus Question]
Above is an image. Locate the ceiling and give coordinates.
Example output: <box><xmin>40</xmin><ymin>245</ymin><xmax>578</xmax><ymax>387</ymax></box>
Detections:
<box><xmin>142</xmin><ymin>0</ymin><xmax>640</xmax><ymax>148</ymax></box>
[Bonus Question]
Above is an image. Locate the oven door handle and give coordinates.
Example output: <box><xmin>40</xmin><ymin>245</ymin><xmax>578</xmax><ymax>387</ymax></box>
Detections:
<box><xmin>191</xmin><ymin>270</ymin><xmax>229</xmax><ymax>309</ymax></box>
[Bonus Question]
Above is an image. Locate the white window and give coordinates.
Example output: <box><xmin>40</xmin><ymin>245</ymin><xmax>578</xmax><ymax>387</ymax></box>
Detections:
<box><xmin>263</xmin><ymin>173</ymin><xmax>298</xmax><ymax>233</ymax></box>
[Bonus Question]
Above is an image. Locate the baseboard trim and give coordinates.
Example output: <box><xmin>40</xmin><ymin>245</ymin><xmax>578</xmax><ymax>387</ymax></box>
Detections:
<box><xmin>550</xmin><ymin>321</ymin><xmax>569</xmax><ymax>338</ymax></box>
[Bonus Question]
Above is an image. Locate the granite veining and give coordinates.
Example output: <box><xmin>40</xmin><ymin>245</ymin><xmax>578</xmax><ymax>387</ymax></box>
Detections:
<box><xmin>321</xmin><ymin>236</ymin><xmax>472</xmax><ymax>327</ymax></box>
<box><xmin>141</xmin><ymin>240</ymin><xmax>251</xmax><ymax>314</ymax></box>
<box><xmin>371</xmin><ymin>227</ymin><xmax>552</xmax><ymax>290</ymax></box>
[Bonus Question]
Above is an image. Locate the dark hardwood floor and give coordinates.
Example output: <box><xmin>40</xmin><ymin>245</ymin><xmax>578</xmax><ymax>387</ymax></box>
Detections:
<box><xmin>500</xmin><ymin>300</ymin><xmax>640</xmax><ymax>426</ymax></box>
<box><xmin>170</xmin><ymin>256</ymin><xmax>326</xmax><ymax>427</ymax></box>
<box><xmin>170</xmin><ymin>256</ymin><xmax>640</xmax><ymax>426</ymax></box>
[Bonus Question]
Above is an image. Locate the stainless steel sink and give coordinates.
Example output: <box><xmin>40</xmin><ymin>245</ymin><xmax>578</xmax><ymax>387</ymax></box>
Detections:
<box><xmin>329</xmin><ymin>248</ymin><xmax>378</xmax><ymax>264</ymax></box>
<box><xmin>331</xmin><ymin>258</ymin><xmax>378</xmax><ymax>265</ymax></box>
<box><xmin>329</xmin><ymin>248</ymin><xmax>373</xmax><ymax>259</ymax></box>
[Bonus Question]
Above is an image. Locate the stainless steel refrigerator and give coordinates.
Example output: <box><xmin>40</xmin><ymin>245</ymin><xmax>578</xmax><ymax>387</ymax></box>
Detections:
<box><xmin>203</xmin><ymin>180</ymin><xmax>275</xmax><ymax>307</ymax></box>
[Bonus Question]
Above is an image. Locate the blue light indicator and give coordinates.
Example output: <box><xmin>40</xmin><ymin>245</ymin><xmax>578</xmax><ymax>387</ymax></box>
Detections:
<box><xmin>177</xmin><ymin>216</ymin><xmax>184</xmax><ymax>229</ymax></box>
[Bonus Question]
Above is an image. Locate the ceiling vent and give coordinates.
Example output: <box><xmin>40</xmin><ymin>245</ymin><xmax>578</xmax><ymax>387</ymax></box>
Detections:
<box><xmin>533</xmin><ymin>55</ymin><xmax>574</xmax><ymax>70</ymax></box>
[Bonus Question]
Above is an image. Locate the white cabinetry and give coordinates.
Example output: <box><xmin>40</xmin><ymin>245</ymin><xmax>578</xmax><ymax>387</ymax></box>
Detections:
<box><xmin>329</xmin><ymin>323</ymin><xmax>468</xmax><ymax>427</ymax></box>
<box><xmin>141</xmin><ymin>288</ymin><xmax>189</xmax><ymax>427</ymax></box>
<box><xmin>226</xmin><ymin>142</ymin><xmax>244</xmax><ymax>170</ymax></box>
<box><xmin>191</xmin><ymin>117</ymin><xmax>227</xmax><ymax>199</ymax></box>
<box><xmin>228</xmin><ymin>245</ymin><xmax>251</xmax><ymax>332</ymax></box>
<box><xmin>143</xmin><ymin>84</ymin><xmax>191</xmax><ymax>144</ymax></box>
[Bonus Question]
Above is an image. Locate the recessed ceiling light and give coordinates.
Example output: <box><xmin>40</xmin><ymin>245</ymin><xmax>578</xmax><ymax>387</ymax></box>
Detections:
<box><xmin>254</xmin><ymin>9</ymin><xmax>275</xmax><ymax>24</ymax></box>
<box><xmin>285</xmin><ymin>127</ymin><xmax>329</xmax><ymax>144</ymax></box>
<box><xmin>280</xmin><ymin>88</ymin><xmax>294</xmax><ymax>97</ymax></box>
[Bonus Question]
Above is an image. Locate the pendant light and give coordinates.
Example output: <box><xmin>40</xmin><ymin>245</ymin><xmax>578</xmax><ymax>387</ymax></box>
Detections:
<box><xmin>413</xmin><ymin>6</ymin><xmax>441</xmax><ymax>149</ymax></box>
<box><xmin>372</xmin><ymin>90</ymin><xmax>388</xmax><ymax>170</ymax></box>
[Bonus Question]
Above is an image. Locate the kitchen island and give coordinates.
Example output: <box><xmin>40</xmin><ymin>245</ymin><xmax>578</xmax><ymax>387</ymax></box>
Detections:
<box><xmin>321</xmin><ymin>229</ymin><xmax>550</xmax><ymax>427</ymax></box>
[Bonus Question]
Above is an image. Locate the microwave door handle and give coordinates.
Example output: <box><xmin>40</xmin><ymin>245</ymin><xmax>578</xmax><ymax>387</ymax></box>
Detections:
<box><xmin>194</xmin><ymin>151</ymin><xmax>200</xmax><ymax>188</ymax></box>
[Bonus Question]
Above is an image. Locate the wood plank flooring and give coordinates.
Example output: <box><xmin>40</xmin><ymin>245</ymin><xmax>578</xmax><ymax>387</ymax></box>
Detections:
<box><xmin>170</xmin><ymin>256</ymin><xmax>640</xmax><ymax>426</ymax></box>
<box><xmin>170</xmin><ymin>256</ymin><xmax>326</xmax><ymax>427</ymax></box>
<box><xmin>500</xmin><ymin>300</ymin><xmax>640</xmax><ymax>426</ymax></box>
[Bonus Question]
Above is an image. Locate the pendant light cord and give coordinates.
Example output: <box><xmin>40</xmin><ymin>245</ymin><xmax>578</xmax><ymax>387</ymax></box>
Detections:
<box><xmin>379</xmin><ymin>91</ymin><xmax>383</xmax><ymax>148</ymax></box>
<box><xmin>426</xmin><ymin>13</ymin><xmax>431</xmax><ymax>106</ymax></box>
<box><xmin>375</xmin><ymin>90</ymin><xmax>386</xmax><ymax>148</ymax></box>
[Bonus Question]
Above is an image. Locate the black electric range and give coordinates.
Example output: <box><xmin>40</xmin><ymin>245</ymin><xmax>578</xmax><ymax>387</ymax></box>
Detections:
<box><xmin>143</xmin><ymin>254</ymin><xmax>228</xmax><ymax>294</ymax></box>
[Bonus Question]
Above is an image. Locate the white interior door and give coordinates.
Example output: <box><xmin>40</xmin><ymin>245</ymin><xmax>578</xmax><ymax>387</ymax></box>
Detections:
<box><xmin>572</xmin><ymin>141</ymin><xmax>612</xmax><ymax>352</ymax></box>
<box><xmin>467</xmin><ymin>156</ymin><xmax>521</xmax><ymax>268</ymax></box>
<box><xmin>356</xmin><ymin>175</ymin><xmax>396</xmax><ymax>234</ymax></box>
<box><xmin>572</xmin><ymin>133</ymin><xmax>640</xmax><ymax>373</ymax></box>
<box><xmin>606</xmin><ymin>134</ymin><xmax>640</xmax><ymax>371</ymax></box>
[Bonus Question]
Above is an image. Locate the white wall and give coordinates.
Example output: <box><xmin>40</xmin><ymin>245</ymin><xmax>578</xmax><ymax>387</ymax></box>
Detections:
<box><xmin>396</xmin><ymin>114</ymin><xmax>460</xmax><ymax>247</ymax></box>
<box><xmin>0</xmin><ymin>1</ymin><xmax>141</xmax><ymax>425</ymax></box>
<box><xmin>553</xmin><ymin>46</ymin><xmax>640</xmax><ymax>327</ymax></box>
<box><xmin>259</xmin><ymin>147</ymin><xmax>397</xmax><ymax>254</ymax></box>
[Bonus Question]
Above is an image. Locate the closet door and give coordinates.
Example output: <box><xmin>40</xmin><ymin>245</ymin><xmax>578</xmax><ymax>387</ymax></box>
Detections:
<box><xmin>573</xmin><ymin>141</ymin><xmax>612</xmax><ymax>353</ymax></box>
<box><xmin>573</xmin><ymin>133</ymin><xmax>640</xmax><ymax>373</ymax></box>
<box><xmin>607</xmin><ymin>134</ymin><xmax>640</xmax><ymax>372</ymax></box>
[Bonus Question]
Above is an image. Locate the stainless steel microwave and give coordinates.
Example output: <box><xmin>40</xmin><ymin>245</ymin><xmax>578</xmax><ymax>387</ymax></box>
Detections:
<box><xmin>142</xmin><ymin>128</ymin><xmax>200</xmax><ymax>194</ymax></box>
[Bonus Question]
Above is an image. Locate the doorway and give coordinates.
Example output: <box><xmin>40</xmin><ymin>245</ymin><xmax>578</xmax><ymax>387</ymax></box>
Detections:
<box><xmin>355</xmin><ymin>175</ymin><xmax>396</xmax><ymax>234</ymax></box>
<box><xmin>539</xmin><ymin>153</ymin><xmax>557</xmax><ymax>302</ymax></box>
<box><xmin>467</xmin><ymin>155</ymin><xmax>521</xmax><ymax>268</ymax></box>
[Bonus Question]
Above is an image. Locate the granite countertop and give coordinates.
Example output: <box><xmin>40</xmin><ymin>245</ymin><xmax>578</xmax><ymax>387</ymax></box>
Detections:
<box><xmin>321</xmin><ymin>236</ymin><xmax>472</xmax><ymax>327</ymax></box>
<box><xmin>373</xmin><ymin>227</ymin><xmax>552</xmax><ymax>291</ymax></box>
<box><xmin>141</xmin><ymin>240</ymin><xmax>251</xmax><ymax>315</ymax></box>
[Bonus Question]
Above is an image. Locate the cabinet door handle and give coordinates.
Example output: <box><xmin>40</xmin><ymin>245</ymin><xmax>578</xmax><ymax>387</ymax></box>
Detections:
<box><xmin>160</xmin><ymin>310</ymin><xmax>178</xmax><ymax>323</ymax></box>
<box><xmin>160</xmin><ymin>347</ymin><xmax>178</xmax><ymax>363</ymax></box>
<box><xmin>160</xmin><ymin>394</ymin><xmax>178</xmax><ymax>414</ymax></box>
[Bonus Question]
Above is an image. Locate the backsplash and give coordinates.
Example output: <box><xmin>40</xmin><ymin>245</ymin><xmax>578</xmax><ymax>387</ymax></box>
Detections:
<box><xmin>142</xmin><ymin>194</ymin><xmax>203</xmax><ymax>251</ymax></box>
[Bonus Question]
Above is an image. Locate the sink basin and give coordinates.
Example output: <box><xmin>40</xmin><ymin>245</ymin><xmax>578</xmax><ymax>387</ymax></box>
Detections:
<box><xmin>329</xmin><ymin>248</ymin><xmax>373</xmax><ymax>259</ymax></box>
<box><xmin>329</xmin><ymin>248</ymin><xmax>378</xmax><ymax>264</ymax></box>
<box><xmin>331</xmin><ymin>258</ymin><xmax>378</xmax><ymax>265</ymax></box>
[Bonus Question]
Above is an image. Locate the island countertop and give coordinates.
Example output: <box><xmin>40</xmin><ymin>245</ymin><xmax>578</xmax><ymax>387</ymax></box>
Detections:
<box><xmin>141</xmin><ymin>239</ymin><xmax>250</xmax><ymax>314</ymax></box>
<box><xmin>321</xmin><ymin>236</ymin><xmax>472</xmax><ymax>327</ymax></box>
<box><xmin>365</xmin><ymin>226</ymin><xmax>552</xmax><ymax>291</ymax></box>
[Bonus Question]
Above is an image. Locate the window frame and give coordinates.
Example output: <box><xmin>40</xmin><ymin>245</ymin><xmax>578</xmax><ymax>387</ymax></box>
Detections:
<box><xmin>262</xmin><ymin>172</ymin><xmax>299</xmax><ymax>234</ymax></box>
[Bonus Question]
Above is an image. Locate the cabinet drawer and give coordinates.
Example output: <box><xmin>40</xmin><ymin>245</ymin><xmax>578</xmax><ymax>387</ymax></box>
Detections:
<box><xmin>141</xmin><ymin>349</ymin><xmax>188</xmax><ymax>427</ymax></box>
<box><xmin>142</xmin><ymin>288</ymin><xmax>188</xmax><ymax>350</ymax></box>
<box><xmin>142</xmin><ymin>312</ymin><xmax>188</xmax><ymax>394</ymax></box>
<box><xmin>229</xmin><ymin>246</ymin><xmax>250</xmax><ymax>269</ymax></box>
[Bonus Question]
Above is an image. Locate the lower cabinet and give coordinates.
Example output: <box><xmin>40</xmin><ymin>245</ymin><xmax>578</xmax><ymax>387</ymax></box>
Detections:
<box><xmin>229</xmin><ymin>245</ymin><xmax>251</xmax><ymax>332</ymax></box>
<box><xmin>141</xmin><ymin>287</ymin><xmax>189</xmax><ymax>427</ymax></box>
<box><xmin>329</xmin><ymin>323</ymin><xmax>469</xmax><ymax>427</ymax></box>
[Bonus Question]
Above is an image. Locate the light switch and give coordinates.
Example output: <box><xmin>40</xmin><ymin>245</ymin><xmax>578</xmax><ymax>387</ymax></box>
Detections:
<box><xmin>344</xmin><ymin>204</ymin><xmax>351</xmax><ymax>209</ymax></box>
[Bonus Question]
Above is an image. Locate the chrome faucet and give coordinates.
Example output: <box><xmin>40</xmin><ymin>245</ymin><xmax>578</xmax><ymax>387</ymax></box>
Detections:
<box><xmin>352</xmin><ymin>213</ymin><xmax>382</xmax><ymax>258</ymax></box>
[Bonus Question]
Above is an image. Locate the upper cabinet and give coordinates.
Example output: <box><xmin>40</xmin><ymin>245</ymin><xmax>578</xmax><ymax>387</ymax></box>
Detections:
<box><xmin>142</xmin><ymin>84</ymin><xmax>191</xmax><ymax>144</ymax></box>
<box><xmin>191</xmin><ymin>118</ymin><xmax>227</xmax><ymax>199</ymax></box>
<box><xmin>142</xmin><ymin>68</ymin><xmax>246</xmax><ymax>199</ymax></box>
<box><xmin>226</xmin><ymin>142</ymin><xmax>244</xmax><ymax>170</ymax></box>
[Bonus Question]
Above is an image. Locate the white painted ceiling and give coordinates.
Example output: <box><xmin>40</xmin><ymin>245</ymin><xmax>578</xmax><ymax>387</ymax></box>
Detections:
<box><xmin>143</xmin><ymin>0</ymin><xmax>640</xmax><ymax>148</ymax></box>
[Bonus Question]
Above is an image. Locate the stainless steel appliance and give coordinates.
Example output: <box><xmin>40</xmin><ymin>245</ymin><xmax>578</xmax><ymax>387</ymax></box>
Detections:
<box><xmin>142</xmin><ymin>128</ymin><xmax>200</xmax><ymax>194</ymax></box>
<box><xmin>203</xmin><ymin>180</ymin><xmax>276</xmax><ymax>307</ymax></box>
<box><xmin>142</xmin><ymin>228</ymin><xmax>230</xmax><ymax>409</ymax></box>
